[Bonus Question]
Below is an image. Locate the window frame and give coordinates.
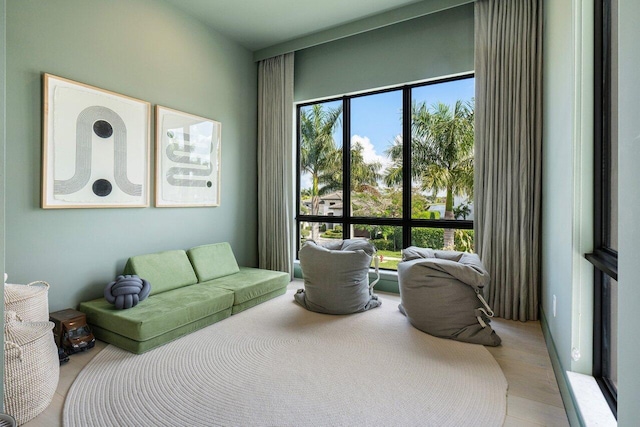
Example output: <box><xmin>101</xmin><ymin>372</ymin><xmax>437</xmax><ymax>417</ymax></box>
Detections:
<box><xmin>295</xmin><ymin>74</ymin><xmax>475</xmax><ymax>263</ymax></box>
<box><xmin>586</xmin><ymin>0</ymin><xmax>618</xmax><ymax>417</ymax></box>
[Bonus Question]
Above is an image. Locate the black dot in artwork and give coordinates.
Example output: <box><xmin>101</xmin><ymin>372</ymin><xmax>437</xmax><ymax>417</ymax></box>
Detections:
<box><xmin>92</xmin><ymin>179</ymin><xmax>112</xmax><ymax>197</ymax></box>
<box><xmin>207</xmin><ymin>181</ymin><xmax>212</xmax><ymax>188</ymax></box>
<box><xmin>93</xmin><ymin>120</ymin><xmax>113</xmax><ymax>138</ymax></box>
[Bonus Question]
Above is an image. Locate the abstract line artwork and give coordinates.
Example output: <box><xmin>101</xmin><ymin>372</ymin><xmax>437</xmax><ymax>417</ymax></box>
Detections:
<box><xmin>42</xmin><ymin>74</ymin><xmax>150</xmax><ymax>208</ymax></box>
<box><xmin>155</xmin><ymin>106</ymin><xmax>221</xmax><ymax>207</ymax></box>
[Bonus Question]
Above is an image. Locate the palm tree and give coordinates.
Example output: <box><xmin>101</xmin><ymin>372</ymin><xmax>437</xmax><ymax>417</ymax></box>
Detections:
<box><xmin>318</xmin><ymin>141</ymin><xmax>383</xmax><ymax>237</ymax></box>
<box><xmin>350</xmin><ymin>142</ymin><xmax>382</xmax><ymax>192</ymax></box>
<box><xmin>300</xmin><ymin>104</ymin><xmax>342</xmax><ymax>240</ymax></box>
<box><xmin>385</xmin><ymin>100</ymin><xmax>474</xmax><ymax>249</ymax></box>
<box><xmin>323</xmin><ymin>141</ymin><xmax>382</xmax><ymax>194</ymax></box>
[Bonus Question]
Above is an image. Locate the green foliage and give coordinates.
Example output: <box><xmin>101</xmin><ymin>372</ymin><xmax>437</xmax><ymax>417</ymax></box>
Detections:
<box><xmin>385</xmin><ymin>99</ymin><xmax>475</xmax><ymax>248</ymax></box>
<box><xmin>321</xmin><ymin>226</ymin><xmax>343</xmax><ymax>239</ymax></box>
<box><xmin>301</xmin><ymin>229</ymin><xmax>310</xmax><ymax>238</ymax></box>
<box><xmin>351</xmin><ymin>188</ymin><xmax>443</xmax><ymax>220</ymax></box>
<box><xmin>410</xmin><ymin>228</ymin><xmax>474</xmax><ymax>253</ymax></box>
<box><xmin>351</xmin><ymin>189</ymin><xmax>399</xmax><ymax>218</ymax></box>
<box><xmin>411</xmin><ymin>228</ymin><xmax>444</xmax><ymax>250</ymax></box>
<box><xmin>371</xmin><ymin>239</ymin><xmax>396</xmax><ymax>251</ymax></box>
<box><xmin>453</xmin><ymin>203</ymin><xmax>471</xmax><ymax>220</ymax></box>
<box><xmin>357</xmin><ymin>224</ymin><xmax>402</xmax><ymax>252</ymax></box>
<box><xmin>454</xmin><ymin>229</ymin><xmax>474</xmax><ymax>253</ymax></box>
<box><xmin>413</xmin><ymin>210</ymin><xmax>441</xmax><ymax>220</ymax></box>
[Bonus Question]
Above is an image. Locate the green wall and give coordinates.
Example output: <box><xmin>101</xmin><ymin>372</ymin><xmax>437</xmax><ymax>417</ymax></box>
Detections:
<box><xmin>0</xmin><ymin>0</ymin><xmax>5</xmax><ymax>408</ymax></box>
<box><xmin>5</xmin><ymin>0</ymin><xmax>258</xmax><ymax>311</ymax></box>
<box><xmin>541</xmin><ymin>0</ymin><xmax>595</xmax><ymax>382</ymax></box>
<box><xmin>542</xmin><ymin>0</ymin><xmax>640</xmax><ymax>424</ymax></box>
<box><xmin>541</xmin><ymin>0</ymin><xmax>595</xmax><ymax>424</ymax></box>
<box><xmin>294</xmin><ymin>3</ymin><xmax>473</xmax><ymax>102</ymax></box>
<box><xmin>617</xmin><ymin>0</ymin><xmax>640</xmax><ymax>423</ymax></box>
<box><xmin>254</xmin><ymin>0</ymin><xmax>473</xmax><ymax>61</ymax></box>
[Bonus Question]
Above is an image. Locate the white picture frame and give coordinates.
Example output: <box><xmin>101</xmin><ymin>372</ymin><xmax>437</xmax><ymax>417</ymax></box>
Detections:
<box><xmin>42</xmin><ymin>73</ymin><xmax>150</xmax><ymax>209</ymax></box>
<box><xmin>155</xmin><ymin>105</ymin><xmax>221</xmax><ymax>207</ymax></box>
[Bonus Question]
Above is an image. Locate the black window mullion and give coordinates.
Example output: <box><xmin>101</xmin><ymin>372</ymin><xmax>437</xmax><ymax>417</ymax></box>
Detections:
<box><xmin>297</xmin><ymin>215</ymin><xmax>344</xmax><ymax>224</ymax></box>
<box><xmin>342</xmin><ymin>97</ymin><xmax>351</xmax><ymax>240</ymax></box>
<box><xmin>295</xmin><ymin>104</ymin><xmax>302</xmax><ymax>254</ymax></box>
<box><xmin>402</xmin><ymin>86</ymin><xmax>412</xmax><ymax>248</ymax></box>
<box><xmin>594</xmin><ymin>271</ymin><xmax>618</xmax><ymax>417</ymax></box>
<box><xmin>588</xmin><ymin>0</ymin><xmax>617</xmax><ymax>417</ymax></box>
<box><xmin>602</xmin><ymin>0</ymin><xmax>612</xmax><ymax>249</ymax></box>
<box><xmin>594</xmin><ymin>0</ymin><xmax>612</xmax><ymax>249</ymax></box>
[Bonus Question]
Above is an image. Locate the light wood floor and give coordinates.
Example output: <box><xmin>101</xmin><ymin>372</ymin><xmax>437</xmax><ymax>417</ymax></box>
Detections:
<box><xmin>24</xmin><ymin>290</ymin><xmax>569</xmax><ymax>427</ymax></box>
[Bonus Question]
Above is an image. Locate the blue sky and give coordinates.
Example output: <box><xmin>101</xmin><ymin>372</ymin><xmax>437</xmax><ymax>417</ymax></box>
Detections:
<box><xmin>300</xmin><ymin>77</ymin><xmax>475</xmax><ymax>190</ymax></box>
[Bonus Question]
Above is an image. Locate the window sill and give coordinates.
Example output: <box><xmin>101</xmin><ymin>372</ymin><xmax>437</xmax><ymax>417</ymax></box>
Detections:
<box><xmin>374</xmin><ymin>268</ymin><xmax>398</xmax><ymax>281</ymax></box>
<box><xmin>566</xmin><ymin>372</ymin><xmax>616</xmax><ymax>426</ymax></box>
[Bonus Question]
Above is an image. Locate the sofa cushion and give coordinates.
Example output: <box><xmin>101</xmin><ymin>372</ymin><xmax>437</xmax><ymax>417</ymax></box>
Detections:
<box><xmin>202</xmin><ymin>267</ymin><xmax>288</xmax><ymax>306</ymax></box>
<box><xmin>88</xmin><ymin>309</ymin><xmax>232</xmax><ymax>354</ymax></box>
<box><xmin>124</xmin><ymin>250</ymin><xmax>197</xmax><ymax>295</ymax></box>
<box><xmin>79</xmin><ymin>284</ymin><xmax>234</xmax><ymax>342</ymax></box>
<box><xmin>187</xmin><ymin>243</ymin><xmax>240</xmax><ymax>282</ymax></box>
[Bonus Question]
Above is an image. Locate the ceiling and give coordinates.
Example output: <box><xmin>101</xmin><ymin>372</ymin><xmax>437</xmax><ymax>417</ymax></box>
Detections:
<box><xmin>163</xmin><ymin>0</ymin><xmax>426</xmax><ymax>51</ymax></box>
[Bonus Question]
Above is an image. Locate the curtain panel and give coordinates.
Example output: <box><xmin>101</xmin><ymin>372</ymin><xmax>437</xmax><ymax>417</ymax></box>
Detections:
<box><xmin>474</xmin><ymin>0</ymin><xmax>543</xmax><ymax>321</ymax></box>
<box><xmin>257</xmin><ymin>53</ymin><xmax>295</xmax><ymax>277</ymax></box>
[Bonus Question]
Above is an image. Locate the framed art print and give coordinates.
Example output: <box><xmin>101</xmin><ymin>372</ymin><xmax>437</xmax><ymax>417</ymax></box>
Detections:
<box><xmin>155</xmin><ymin>106</ymin><xmax>221</xmax><ymax>207</ymax></box>
<box><xmin>42</xmin><ymin>73</ymin><xmax>150</xmax><ymax>208</ymax></box>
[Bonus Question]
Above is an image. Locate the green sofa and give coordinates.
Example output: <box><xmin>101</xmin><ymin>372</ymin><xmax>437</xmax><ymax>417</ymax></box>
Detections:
<box><xmin>79</xmin><ymin>243</ymin><xmax>289</xmax><ymax>354</ymax></box>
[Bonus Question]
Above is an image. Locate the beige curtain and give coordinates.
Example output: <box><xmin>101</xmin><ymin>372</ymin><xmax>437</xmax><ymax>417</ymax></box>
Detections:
<box><xmin>257</xmin><ymin>53</ymin><xmax>295</xmax><ymax>277</ymax></box>
<box><xmin>474</xmin><ymin>0</ymin><xmax>543</xmax><ymax>321</ymax></box>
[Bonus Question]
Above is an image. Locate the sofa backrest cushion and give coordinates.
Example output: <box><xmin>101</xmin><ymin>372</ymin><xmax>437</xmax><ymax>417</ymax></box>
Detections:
<box><xmin>123</xmin><ymin>250</ymin><xmax>198</xmax><ymax>296</ymax></box>
<box><xmin>187</xmin><ymin>242</ymin><xmax>240</xmax><ymax>282</ymax></box>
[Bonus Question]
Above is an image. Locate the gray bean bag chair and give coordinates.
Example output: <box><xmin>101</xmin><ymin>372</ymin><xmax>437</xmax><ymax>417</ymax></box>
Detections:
<box><xmin>398</xmin><ymin>246</ymin><xmax>501</xmax><ymax>346</ymax></box>
<box><xmin>295</xmin><ymin>239</ymin><xmax>381</xmax><ymax>315</ymax></box>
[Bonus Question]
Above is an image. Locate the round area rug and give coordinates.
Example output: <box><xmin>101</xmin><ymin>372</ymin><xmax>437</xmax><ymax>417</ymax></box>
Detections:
<box><xmin>63</xmin><ymin>289</ymin><xmax>507</xmax><ymax>426</ymax></box>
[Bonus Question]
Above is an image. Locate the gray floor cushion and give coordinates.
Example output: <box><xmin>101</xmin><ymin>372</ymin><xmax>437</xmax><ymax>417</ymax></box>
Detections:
<box><xmin>398</xmin><ymin>246</ymin><xmax>501</xmax><ymax>346</ymax></box>
<box><xmin>295</xmin><ymin>240</ymin><xmax>381</xmax><ymax>315</ymax></box>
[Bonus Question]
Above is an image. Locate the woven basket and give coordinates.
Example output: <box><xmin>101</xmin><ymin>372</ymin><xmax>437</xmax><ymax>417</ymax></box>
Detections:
<box><xmin>0</xmin><ymin>414</ymin><xmax>16</xmax><ymax>427</ymax></box>
<box><xmin>4</xmin><ymin>281</ymin><xmax>50</xmax><ymax>322</ymax></box>
<box><xmin>4</xmin><ymin>312</ymin><xmax>59</xmax><ymax>425</ymax></box>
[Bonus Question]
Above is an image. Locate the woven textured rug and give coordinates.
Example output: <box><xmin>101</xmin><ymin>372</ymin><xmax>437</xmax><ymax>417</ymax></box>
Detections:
<box><xmin>63</xmin><ymin>289</ymin><xmax>507</xmax><ymax>426</ymax></box>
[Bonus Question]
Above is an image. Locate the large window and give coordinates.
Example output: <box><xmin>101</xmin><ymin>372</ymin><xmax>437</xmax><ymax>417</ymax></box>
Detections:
<box><xmin>586</xmin><ymin>0</ymin><xmax>618</xmax><ymax>416</ymax></box>
<box><xmin>296</xmin><ymin>75</ymin><xmax>475</xmax><ymax>270</ymax></box>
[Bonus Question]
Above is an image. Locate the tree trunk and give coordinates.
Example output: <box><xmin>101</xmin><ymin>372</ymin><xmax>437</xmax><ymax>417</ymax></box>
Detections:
<box><xmin>443</xmin><ymin>187</ymin><xmax>455</xmax><ymax>250</ymax></box>
<box><xmin>311</xmin><ymin>175</ymin><xmax>320</xmax><ymax>241</ymax></box>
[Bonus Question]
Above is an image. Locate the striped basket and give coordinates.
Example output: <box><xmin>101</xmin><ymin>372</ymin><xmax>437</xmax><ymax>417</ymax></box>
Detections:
<box><xmin>4</xmin><ymin>312</ymin><xmax>59</xmax><ymax>425</ymax></box>
<box><xmin>4</xmin><ymin>280</ymin><xmax>50</xmax><ymax>322</ymax></box>
<box><xmin>0</xmin><ymin>414</ymin><xmax>16</xmax><ymax>427</ymax></box>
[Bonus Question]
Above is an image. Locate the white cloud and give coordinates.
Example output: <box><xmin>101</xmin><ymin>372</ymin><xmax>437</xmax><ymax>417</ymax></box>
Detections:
<box><xmin>351</xmin><ymin>135</ymin><xmax>392</xmax><ymax>171</ymax></box>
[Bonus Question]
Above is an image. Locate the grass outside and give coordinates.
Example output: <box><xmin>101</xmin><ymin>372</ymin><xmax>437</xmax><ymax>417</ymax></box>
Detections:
<box><xmin>372</xmin><ymin>249</ymin><xmax>401</xmax><ymax>271</ymax></box>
